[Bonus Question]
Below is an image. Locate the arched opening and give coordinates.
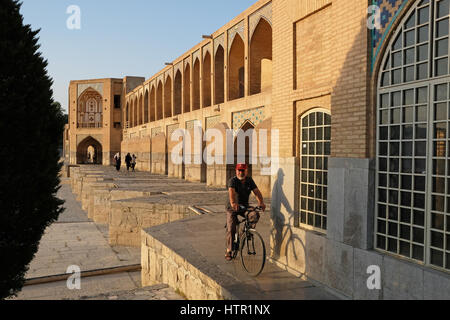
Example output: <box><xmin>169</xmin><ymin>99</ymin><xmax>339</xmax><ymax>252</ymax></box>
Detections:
<box><xmin>203</xmin><ymin>51</ymin><xmax>212</xmax><ymax>107</ymax></box>
<box><xmin>144</xmin><ymin>90</ymin><xmax>149</xmax><ymax>124</ymax></box>
<box><xmin>77</xmin><ymin>88</ymin><xmax>103</xmax><ymax>129</ymax></box>
<box><xmin>130</xmin><ymin>99</ymin><xmax>134</xmax><ymax>127</ymax></box>
<box><xmin>184</xmin><ymin>64</ymin><xmax>191</xmax><ymax>113</ymax></box>
<box><xmin>133</xmin><ymin>98</ymin><xmax>138</xmax><ymax>127</ymax></box>
<box><xmin>250</xmin><ymin>18</ymin><xmax>272</xmax><ymax>95</ymax></box>
<box><xmin>228</xmin><ymin>34</ymin><xmax>245</xmax><ymax>101</ymax></box>
<box><xmin>375</xmin><ymin>0</ymin><xmax>450</xmax><ymax>272</ymax></box>
<box><xmin>174</xmin><ymin>71</ymin><xmax>182</xmax><ymax>116</ymax></box>
<box><xmin>77</xmin><ymin>136</ymin><xmax>103</xmax><ymax>165</ymax></box>
<box><xmin>214</xmin><ymin>45</ymin><xmax>225</xmax><ymax>104</ymax></box>
<box><xmin>150</xmin><ymin>86</ymin><xmax>156</xmax><ymax>122</ymax></box>
<box><xmin>157</xmin><ymin>81</ymin><xmax>163</xmax><ymax>120</ymax></box>
<box><xmin>138</xmin><ymin>95</ymin><xmax>143</xmax><ymax>125</ymax></box>
<box><xmin>125</xmin><ymin>102</ymin><xmax>129</xmax><ymax>128</ymax></box>
<box><xmin>193</xmin><ymin>58</ymin><xmax>201</xmax><ymax>111</ymax></box>
<box><xmin>164</xmin><ymin>77</ymin><xmax>172</xmax><ymax>118</ymax></box>
<box><xmin>227</xmin><ymin>121</ymin><xmax>255</xmax><ymax>182</ymax></box>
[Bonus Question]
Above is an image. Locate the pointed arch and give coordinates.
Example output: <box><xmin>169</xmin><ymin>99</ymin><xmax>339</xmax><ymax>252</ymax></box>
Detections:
<box><xmin>184</xmin><ymin>64</ymin><xmax>191</xmax><ymax>113</ymax></box>
<box><xmin>193</xmin><ymin>58</ymin><xmax>201</xmax><ymax>110</ymax></box>
<box><xmin>150</xmin><ymin>85</ymin><xmax>156</xmax><ymax>122</ymax></box>
<box><xmin>157</xmin><ymin>81</ymin><xmax>163</xmax><ymax>120</ymax></box>
<box><xmin>203</xmin><ymin>51</ymin><xmax>212</xmax><ymax>107</ymax></box>
<box><xmin>144</xmin><ymin>90</ymin><xmax>149</xmax><ymax>124</ymax></box>
<box><xmin>125</xmin><ymin>101</ymin><xmax>129</xmax><ymax>128</ymax></box>
<box><xmin>76</xmin><ymin>136</ymin><xmax>103</xmax><ymax>165</ymax></box>
<box><xmin>174</xmin><ymin>70</ymin><xmax>182</xmax><ymax>116</ymax></box>
<box><xmin>214</xmin><ymin>45</ymin><xmax>225</xmax><ymax>104</ymax></box>
<box><xmin>249</xmin><ymin>18</ymin><xmax>272</xmax><ymax>95</ymax></box>
<box><xmin>133</xmin><ymin>97</ymin><xmax>138</xmax><ymax>127</ymax></box>
<box><xmin>228</xmin><ymin>34</ymin><xmax>245</xmax><ymax>101</ymax></box>
<box><xmin>77</xmin><ymin>88</ymin><xmax>103</xmax><ymax>129</ymax></box>
<box><xmin>138</xmin><ymin>94</ymin><xmax>143</xmax><ymax>125</ymax></box>
<box><xmin>164</xmin><ymin>76</ymin><xmax>172</xmax><ymax>118</ymax></box>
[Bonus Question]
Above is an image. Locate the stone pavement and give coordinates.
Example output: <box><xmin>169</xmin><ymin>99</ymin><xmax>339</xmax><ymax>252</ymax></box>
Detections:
<box><xmin>12</xmin><ymin>272</ymin><xmax>183</xmax><ymax>301</ymax></box>
<box><xmin>24</xmin><ymin>180</ymin><xmax>140</xmax><ymax>280</ymax></box>
<box><xmin>13</xmin><ymin>178</ymin><xmax>182</xmax><ymax>300</ymax></box>
<box><xmin>142</xmin><ymin>204</ymin><xmax>341</xmax><ymax>300</ymax></box>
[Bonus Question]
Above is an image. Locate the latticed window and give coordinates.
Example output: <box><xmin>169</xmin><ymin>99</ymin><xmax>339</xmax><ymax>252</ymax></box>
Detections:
<box><xmin>377</xmin><ymin>0</ymin><xmax>450</xmax><ymax>272</ymax></box>
<box><xmin>299</xmin><ymin>109</ymin><xmax>331</xmax><ymax>232</ymax></box>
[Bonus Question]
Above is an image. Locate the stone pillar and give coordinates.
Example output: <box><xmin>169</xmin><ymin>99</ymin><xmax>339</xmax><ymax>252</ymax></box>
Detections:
<box><xmin>327</xmin><ymin>158</ymin><xmax>376</xmax><ymax>250</ymax></box>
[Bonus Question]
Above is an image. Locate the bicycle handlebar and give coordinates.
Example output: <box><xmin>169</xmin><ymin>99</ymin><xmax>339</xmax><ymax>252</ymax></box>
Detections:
<box><xmin>233</xmin><ymin>205</ymin><xmax>263</xmax><ymax>215</ymax></box>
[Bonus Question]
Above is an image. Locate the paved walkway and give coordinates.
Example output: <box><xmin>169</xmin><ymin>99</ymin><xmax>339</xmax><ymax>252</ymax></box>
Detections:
<box><xmin>145</xmin><ymin>204</ymin><xmax>341</xmax><ymax>300</ymax></box>
<box><xmin>24</xmin><ymin>180</ymin><xmax>140</xmax><ymax>279</ymax></box>
<box><xmin>13</xmin><ymin>178</ymin><xmax>182</xmax><ymax>300</ymax></box>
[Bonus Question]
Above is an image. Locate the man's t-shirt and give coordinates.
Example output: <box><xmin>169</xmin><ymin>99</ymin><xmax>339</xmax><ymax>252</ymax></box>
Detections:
<box><xmin>226</xmin><ymin>176</ymin><xmax>258</xmax><ymax>211</ymax></box>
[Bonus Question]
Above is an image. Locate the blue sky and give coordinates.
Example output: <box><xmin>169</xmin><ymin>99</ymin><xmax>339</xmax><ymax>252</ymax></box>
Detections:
<box><xmin>20</xmin><ymin>0</ymin><xmax>256</xmax><ymax>112</ymax></box>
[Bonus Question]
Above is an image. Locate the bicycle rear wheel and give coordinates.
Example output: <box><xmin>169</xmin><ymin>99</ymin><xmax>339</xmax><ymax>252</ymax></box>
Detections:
<box><xmin>240</xmin><ymin>229</ymin><xmax>266</xmax><ymax>277</ymax></box>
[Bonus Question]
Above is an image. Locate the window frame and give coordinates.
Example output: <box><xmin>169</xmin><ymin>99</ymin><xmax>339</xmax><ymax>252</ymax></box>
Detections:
<box><xmin>297</xmin><ymin>107</ymin><xmax>331</xmax><ymax>234</ymax></box>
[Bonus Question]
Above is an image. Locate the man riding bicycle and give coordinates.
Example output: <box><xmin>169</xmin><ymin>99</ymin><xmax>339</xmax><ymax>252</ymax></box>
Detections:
<box><xmin>225</xmin><ymin>163</ymin><xmax>266</xmax><ymax>261</ymax></box>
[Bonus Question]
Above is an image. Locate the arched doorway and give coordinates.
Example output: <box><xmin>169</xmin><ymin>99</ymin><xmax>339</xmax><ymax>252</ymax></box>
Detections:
<box><xmin>375</xmin><ymin>0</ymin><xmax>450</xmax><ymax>272</ymax></box>
<box><xmin>77</xmin><ymin>136</ymin><xmax>103</xmax><ymax>165</ymax></box>
<box><xmin>227</xmin><ymin>120</ymin><xmax>255</xmax><ymax>182</ymax></box>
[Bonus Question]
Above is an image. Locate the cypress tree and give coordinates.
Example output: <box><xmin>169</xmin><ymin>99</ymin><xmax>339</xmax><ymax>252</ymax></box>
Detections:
<box><xmin>0</xmin><ymin>0</ymin><xmax>65</xmax><ymax>299</ymax></box>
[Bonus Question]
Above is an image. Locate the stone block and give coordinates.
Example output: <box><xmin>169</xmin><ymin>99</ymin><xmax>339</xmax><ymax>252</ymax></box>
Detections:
<box><xmin>323</xmin><ymin>239</ymin><xmax>354</xmax><ymax>297</ymax></box>
<box><xmin>353</xmin><ymin>248</ymin><xmax>383</xmax><ymax>300</ymax></box>
<box><xmin>304</xmin><ymin>231</ymin><xmax>326</xmax><ymax>284</ymax></box>
<box><xmin>423</xmin><ymin>268</ymin><xmax>450</xmax><ymax>300</ymax></box>
<box><xmin>328</xmin><ymin>158</ymin><xmax>375</xmax><ymax>250</ymax></box>
<box><xmin>383</xmin><ymin>256</ymin><xmax>424</xmax><ymax>300</ymax></box>
<box><xmin>327</xmin><ymin>166</ymin><xmax>345</xmax><ymax>243</ymax></box>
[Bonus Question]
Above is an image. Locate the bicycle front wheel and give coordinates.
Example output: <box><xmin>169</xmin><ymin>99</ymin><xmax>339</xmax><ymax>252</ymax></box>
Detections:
<box><xmin>240</xmin><ymin>229</ymin><xmax>266</xmax><ymax>277</ymax></box>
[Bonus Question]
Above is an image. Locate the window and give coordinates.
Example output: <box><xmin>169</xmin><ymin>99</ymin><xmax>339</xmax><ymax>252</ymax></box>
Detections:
<box><xmin>299</xmin><ymin>110</ymin><xmax>331</xmax><ymax>232</ymax></box>
<box><xmin>114</xmin><ymin>95</ymin><xmax>121</xmax><ymax>109</ymax></box>
<box><xmin>377</xmin><ymin>0</ymin><xmax>450</xmax><ymax>272</ymax></box>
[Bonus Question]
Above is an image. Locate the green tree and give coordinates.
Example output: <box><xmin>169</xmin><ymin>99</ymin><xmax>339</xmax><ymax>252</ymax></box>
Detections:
<box><xmin>0</xmin><ymin>0</ymin><xmax>65</xmax><ymax>299</ymax></box>
<box><xmin>53</xmin><ymin>102</ymin><xmax>68</xmax><ymax>149</ymax></box>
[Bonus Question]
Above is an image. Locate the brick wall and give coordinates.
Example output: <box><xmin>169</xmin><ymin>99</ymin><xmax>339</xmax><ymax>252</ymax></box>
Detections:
<box><xmin>271</xmin><ymin>0</ymin><xmax>370</xmax><ymax>159</ymax></box>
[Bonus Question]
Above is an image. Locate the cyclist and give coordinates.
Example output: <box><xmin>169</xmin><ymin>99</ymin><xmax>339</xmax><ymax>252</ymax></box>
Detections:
<box><xmin>225</xmin><ymin>163</ymin><xmax>266</xmax><ymax>261</ymax></box>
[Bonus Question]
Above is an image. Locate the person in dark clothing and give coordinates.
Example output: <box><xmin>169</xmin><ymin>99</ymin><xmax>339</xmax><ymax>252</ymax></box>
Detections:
<box><xmin>225</xmin><ymin>163</ymin><xmax>266</xmax><ymax>261</ymax></box>
<box><xmin>125</xmin><ymin>153</ymin><xmax>132</xmax><ymax>172</ymax></box>
<box><xmin>131</xmin><ymin>154</ymin><xmax>137</xmax><ymax>172</ymax></box>
<box><xmin>114</xmin><ymin>153</ymin><xmax>121</xmax><ymax>172</ymax></box>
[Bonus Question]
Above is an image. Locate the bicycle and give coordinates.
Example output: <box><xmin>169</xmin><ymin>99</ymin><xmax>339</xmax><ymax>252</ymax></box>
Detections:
<box><xmin>228</xmin><ymin>205</ymin><xmax>266</xmax><ymax>277</ymax></box>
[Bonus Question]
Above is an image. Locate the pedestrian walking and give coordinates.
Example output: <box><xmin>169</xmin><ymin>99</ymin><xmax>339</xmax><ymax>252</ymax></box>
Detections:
<box><xmin>114</xmin><ymin>152</ymin><xmax>121</xmax><ymax>172</ymax></box>
<box><xmin>125</xmin><ymin>153</ymin><xmax>132</xmax><ymax>172</ymax></box>
<box><xmin>131</xmin><ymin>154</ymin><xmax>137</xmax><ymax>172</ymax></box>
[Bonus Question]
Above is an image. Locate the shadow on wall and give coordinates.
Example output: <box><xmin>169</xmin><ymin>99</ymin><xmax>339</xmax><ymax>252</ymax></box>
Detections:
<box><xmin>270</xmin><ymin>168</ymin><xmax>306</xmax><ymax>271</ymax></box>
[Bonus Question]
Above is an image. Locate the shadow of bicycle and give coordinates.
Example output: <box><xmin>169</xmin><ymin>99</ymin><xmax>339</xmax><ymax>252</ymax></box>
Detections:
<box><xmin>270</xmin><ymin>168</ymin><xmax>306</xmax><ymax>276</ymax></box>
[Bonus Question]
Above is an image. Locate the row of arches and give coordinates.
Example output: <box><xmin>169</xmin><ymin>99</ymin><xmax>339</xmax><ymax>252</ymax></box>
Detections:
<box><xmin>125</xmin><ymin>18</ymin><xmax>272</xmax><ymax>129</ymax></box>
